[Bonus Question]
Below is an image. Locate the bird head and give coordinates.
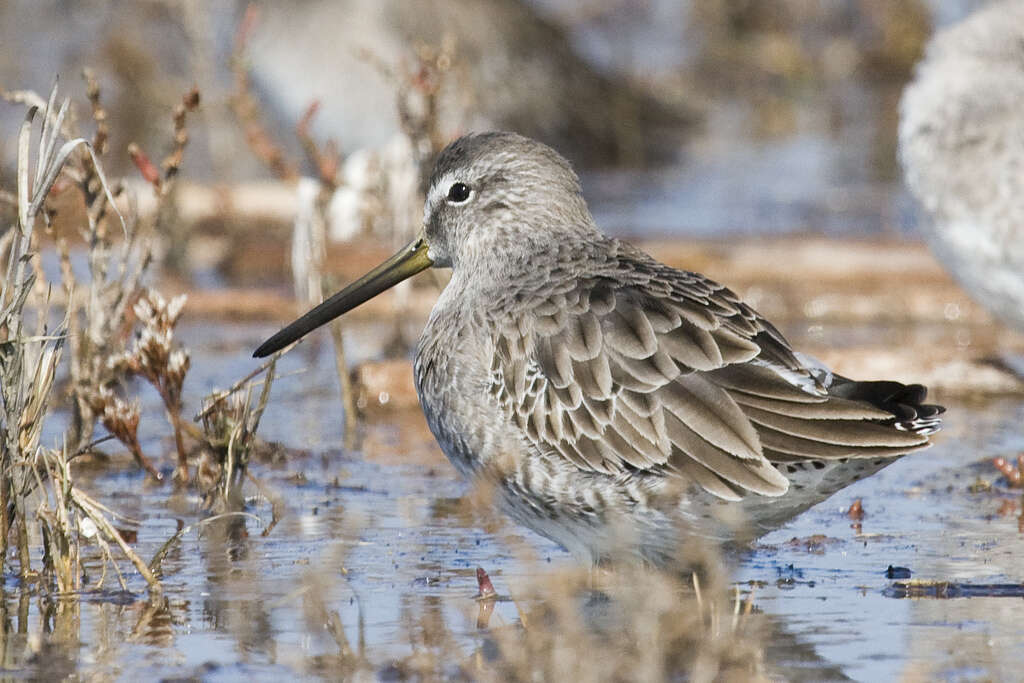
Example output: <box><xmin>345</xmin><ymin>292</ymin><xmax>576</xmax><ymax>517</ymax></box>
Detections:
<box><xmin>253</xmin><ymin>131</ymin><xmax>594</xmax><ymax>358</ymax></box>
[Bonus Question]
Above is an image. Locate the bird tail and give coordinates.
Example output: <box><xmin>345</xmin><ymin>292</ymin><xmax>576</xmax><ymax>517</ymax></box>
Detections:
<box><xmin>708</xmin><ymin>364</ymin><xmax>944</xmax><ymax>463</ymax></box>
<box><xmin>827</xmin><ymin>378</ymin><xmax>945</xmax><ymax>436</ymax></box>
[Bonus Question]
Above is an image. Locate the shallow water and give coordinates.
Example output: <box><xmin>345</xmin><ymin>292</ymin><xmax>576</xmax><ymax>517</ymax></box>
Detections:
<box><xmin>561</xmin><ymin>0</ymin><xmax>988</xmax><ymax>240</ymax></box>
<box><xmin>746</xmin><ymin>396</ymin><xmax>1024</xmax><ymax>681</ymax></box>
<box><xmin>10</xmin><ymin>318</ymin><xmax>1022</xmax><ymax>680</ymax></box>
<box><xmin>586</xmin><ymin>103</ymin><xmax>923</xmax><ymax>239</ymax></box>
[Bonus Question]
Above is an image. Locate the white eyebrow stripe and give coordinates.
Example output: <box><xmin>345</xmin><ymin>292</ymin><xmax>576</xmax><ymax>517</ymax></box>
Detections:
<box><xmin>427</xmin><ymin>171</ymin><xmax>458</xmax><ymax>209</ymax></box>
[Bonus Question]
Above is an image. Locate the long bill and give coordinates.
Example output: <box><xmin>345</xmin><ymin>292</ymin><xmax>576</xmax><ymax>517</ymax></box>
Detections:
<box><xmin>253</xmin><ymin>237</ymin><xmax>432</xmax><ymax>358</ymax></box>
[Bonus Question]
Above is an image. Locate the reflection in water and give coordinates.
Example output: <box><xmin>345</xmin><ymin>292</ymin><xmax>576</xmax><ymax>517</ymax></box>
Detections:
<box><xmin>745</xmin><ymin>395</ymin><xmax>1024</xmax><ymax>680</ymax></box>
<box><xmin>129</xmin><ymin>597</ymin><xmax>181</xmax><ymax>649</ymax></box>
<box><xmin>197</xmin><ymin>514</ymin><xmax>277</xmax><ymax>663</ymax></box>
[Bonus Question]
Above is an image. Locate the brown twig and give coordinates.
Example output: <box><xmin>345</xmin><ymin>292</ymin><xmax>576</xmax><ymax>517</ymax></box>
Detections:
<box><xmin>88</xmin><ymin>388</ymin><xmax>162</xmax><ymax>480</ymax></box>
<box><xmin>128</xmin><ymin>143</ymin><xmax>162</xmax><ymax>191</ymax></box>
<box><xmin>296</xmin><ymin>101</ymin><xmax>340</xmax><ymax>189</ymax></box>
<box><xmin>195</xmin><ymin>353</ymin><xmax>279</xmax><ymax>421</ymax></box>
<box><xmin>83</xmin><ymin>68</ymin><xmax>108</xmax><ymax>154</ymax></box>
<box><xmin>163</xmin><ymin>87</ymin><xmax>200</xmax><ymax>181</ymax></box>
<box><xmin>229</xmin><ymin>10</ymin><xmax>298</xmax><ymax>181</ymax></box>
<box><xmin>71</xmin><ymin>487</ymin><xmax>162</xmax><ymax>594</ymax></box>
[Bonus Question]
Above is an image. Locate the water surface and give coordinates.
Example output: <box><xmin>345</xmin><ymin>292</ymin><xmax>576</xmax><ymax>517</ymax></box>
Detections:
<box><xmin>10</xmin><ymin>319</ymin><xmax>1021</xmax><ymax>680</ymax></box>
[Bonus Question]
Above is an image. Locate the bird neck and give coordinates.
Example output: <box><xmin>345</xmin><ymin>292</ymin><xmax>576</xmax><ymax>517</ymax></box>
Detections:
<box><xmin>454</xmin><ymin>222</ymin><xmax>605</xmax><ymax>286</ymax></box>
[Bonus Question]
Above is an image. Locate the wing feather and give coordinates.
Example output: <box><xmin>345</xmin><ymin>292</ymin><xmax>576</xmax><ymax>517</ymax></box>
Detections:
<box><xmin>661</xmin><ymin>374</ymin><xmax>763</xmax><ymax>461</ymax></box>
<box><xmin>730</xmin><ymin>391</ymin><xmax>891</xmax><ymax>420</ymax></box>
<box><xmin>743</xmin><ymin>405</ymin><xmax>927</xmax><ymax>448</ymax></box>
<box><xmin>759</xmin><ymin>426</ymin><xmax>927</xmax><ymax>459</ymax></box>
<box><xmin>663</xmin><ymin>413</ymin><xmax>788</xmax><ymax>495</ymax></box>
<box><xmin>490</xmin><ymin>247</ymin><xmax>934</xmax><ymax>501</ymax></box>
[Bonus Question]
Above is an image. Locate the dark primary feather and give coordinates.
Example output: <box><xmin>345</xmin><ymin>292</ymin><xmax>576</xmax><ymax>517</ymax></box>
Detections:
<box><xmin>488</xmin><ymin>239</ymin><xmax>942</xmax><ymax>501</ymax></box>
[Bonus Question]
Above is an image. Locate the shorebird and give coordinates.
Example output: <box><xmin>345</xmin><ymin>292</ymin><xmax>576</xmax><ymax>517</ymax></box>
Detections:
<box><xmin>900</xmin><ymin>0</ymin><xmax>1024</xmax><ymax>336</ymax></box>
<box><xmin>256</xmin><ymin>132</ymin><xmax>943</xmax><ymax>565</ymax></box>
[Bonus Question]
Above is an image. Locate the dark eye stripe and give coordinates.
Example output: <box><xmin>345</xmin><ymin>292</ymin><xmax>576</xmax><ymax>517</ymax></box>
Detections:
<box><xmin>447</xmin><ymin>182</ymin><xmax>471</xmax><ymax>203</ymax></box>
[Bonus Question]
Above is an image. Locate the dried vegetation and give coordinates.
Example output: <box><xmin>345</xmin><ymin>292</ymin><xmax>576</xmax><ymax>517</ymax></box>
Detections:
<box><xmin>228</xmin><ymin>12</ymin><xmax>457</xmax><ymax>446</ymax></box>
<box><xmin>1</xmin><ymin>80</ymin><xmax>159</xmax><ymax>594</ymax></box>
<box><xmin>0</xmin><ymin>78</ymin><xmax>280</xmax><ymax>598</ymax></box>
<box><xmin>0</xmin><ymin>23</ymin><xmax>462</xmax><ymax>601</ymax></box>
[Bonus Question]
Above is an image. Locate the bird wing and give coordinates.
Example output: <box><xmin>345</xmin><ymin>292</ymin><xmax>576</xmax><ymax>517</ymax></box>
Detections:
<box><xmin>489</xmin><ymin>248</ymin><xmax>927</xmax><ymax>500</ymax></box>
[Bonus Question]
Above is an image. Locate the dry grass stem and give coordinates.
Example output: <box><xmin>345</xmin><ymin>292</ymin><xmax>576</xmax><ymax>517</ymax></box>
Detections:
<box><xmin>0</xmin><ymin>85</ymin><xmax>115</xmax><ymax>593</ymax></box>
<box><xmin>0</xmin><ymin>77</ymin><xmax>201</xmax><ymax>596</ymax></box>
<box><xmin>70</xmin><ymin>487</ymin><xmax>161</xmax><ymax>593</ymax></box>
<box><xmin>196</xmin><ymin>358</ymin><xmax>277</xmax><ymax>508</ymax></box>
<box><xmin>229</xmin><ymin>5</ymin><xmax>298</xmax><ymax>181</ymax></box>
<box><xmin>230</xmin><ymin>30</ymin><xmax>463</xmax><ymax>447</ymax></box>
<box><xmin>110</xmin><ymin>290</ymin><xmax>191</xmax><ymax>482</ymax></box>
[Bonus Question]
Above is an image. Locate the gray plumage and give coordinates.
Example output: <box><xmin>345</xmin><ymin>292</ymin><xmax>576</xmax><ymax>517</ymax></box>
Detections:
<box><xmin>900</xmin><ymin>0</ymin><xmax>1024</xmax><ymax>330</ymax></box>
<box><xmin>411</xmin><ymin>132</ymin><xmax>942</xmax><ymax>564</ymax></box>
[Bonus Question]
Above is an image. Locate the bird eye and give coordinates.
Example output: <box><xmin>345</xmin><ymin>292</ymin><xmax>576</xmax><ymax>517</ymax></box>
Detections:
<box><xmin>446</xmin><ymin>182</ymin><xmax>471</xmax><ymax>203</ymax></box>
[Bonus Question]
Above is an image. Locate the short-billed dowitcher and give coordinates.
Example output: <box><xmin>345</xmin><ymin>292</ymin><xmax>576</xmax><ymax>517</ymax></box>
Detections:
<box><xmin>256</xmin><ymin>132</ymin><xmax>943</xmax><ymax>565</ymax></box>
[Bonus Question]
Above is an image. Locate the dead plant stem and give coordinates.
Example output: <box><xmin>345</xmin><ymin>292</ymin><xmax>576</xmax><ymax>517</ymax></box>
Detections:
<box><xmin>70</xmin><ymin>488</ymin><xmax>161</xmax><ymax>594</ymax></box>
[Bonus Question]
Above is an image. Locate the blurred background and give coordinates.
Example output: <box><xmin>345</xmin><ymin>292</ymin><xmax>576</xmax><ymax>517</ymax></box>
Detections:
<box><xmin>0</xmin><ymin>0</ymin><xmax>993</xmax><ymax>242</ymax></box>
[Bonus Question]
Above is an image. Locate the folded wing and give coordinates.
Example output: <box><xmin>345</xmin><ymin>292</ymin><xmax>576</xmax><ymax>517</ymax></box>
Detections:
<box><xmin>489</xmin><ymin>250</ymin><xmax>939</xmax><ymax>501</ymax></box>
